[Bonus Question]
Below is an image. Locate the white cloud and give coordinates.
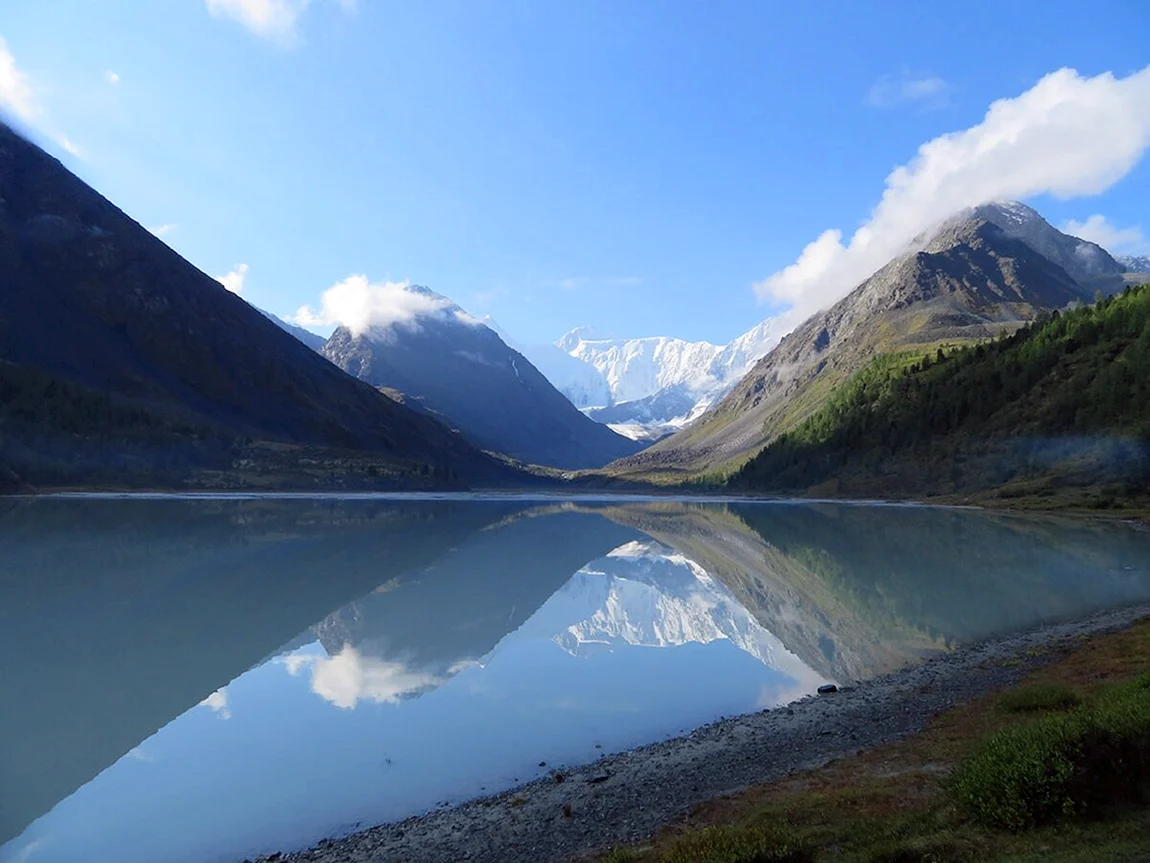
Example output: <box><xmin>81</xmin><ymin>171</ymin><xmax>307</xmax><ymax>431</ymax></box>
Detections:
<box><xmin>294</xmin><ymin>275</ymin><xmax>479</xmax><ymax>336</ymax></box>
<box><xmin>217</xmin><ymin>262</ymin><xmax>249</xmax><ymax>295</ymax></box>
<box><xmin>1060</xmin><ymin>214</ymin><xmax>1147</xmax><ymax>254</ymax></box>
<box><xmin>198</xmin><ymin>688</ymin><xmax>231</xmax><ymax>719</ymax></box>
<box><xmin>57</xmin><ymin>135</ymin><xmax>82</xmax><ymax>157</ymax></box>
<box><xmin>866</xmin><ymin>72</ymin><xmax>950</xmax><ymax>109</ymax></box>
<box><xmin>206</xmin><ymin>0</ymin><xmax>355</xmax><ymax>43</ymax></box>
<box><xmin>104</xmin><ymin>70</ymin><xmax>120</xmax><ymax>86</ymax></box>
<box><xmin>281</xmin><ymin>645</ymin><xmax>442</xmax><ymax>709</ymax></box>
<box><xmin>0</xmin><ymin>35</ymin><xmax>36</xmax><ymax>122</ymax></box>
<box><xmin>756</xmin><ymin>65</ymin><xmax>1150</xmax><ymax>322</ymax></box>
<box><xmin>206</xmin><ymin>0</ymin><xmax>311</xmax><ymax>43</ymax></box>
<box><xmin>148</xmin><ymin>223</ymin><xmax>178</xmax><ymax>237</ymax></box>
<box><xmin>0</xmin><ymin>35</ymin><xmax>82</xmax><ymax>159</ymax></box>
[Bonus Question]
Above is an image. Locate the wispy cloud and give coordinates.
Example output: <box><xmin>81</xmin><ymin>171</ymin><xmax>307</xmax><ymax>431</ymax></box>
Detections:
<box><xmin>1060</xmin><ymin>214</ymin><xmax>1146</xmax><ymax>254</ymax></box>
<box><xmin>205</xmin><ymin>0</ymin><xmax>355</xmax><ymax>45</ymax></box>
<box><xmin>206</xmin><ymin>0</ymin><xmax>309</xmax><ymax>43</ymax></box>
<box><xmin>148</xmin><ymin>223</ymin><xmax>178</xmax><ymax>238</ymax></box>
<box><xmin>57</xmin><ymin>135</ymin><xmax>82</xmax><ymax>157</ymax></box>
<box><xmin>217</xmin><ymin>262</ymin><xmax>249</xmax><ymax>295</ymax></box>
<box><xmin>866</xmin><ymin>71</ymin><xmax>951</xmax><ymax>109</ymax></box>
<box><xmin>0</xmin><ymin>34</ymin><xmax>82</xmax><ymax>158</ymax></box>
<box><xmin>757</xmin><ymin>65</ymin><xmax>1150</xmax><ymax>323</ymax></box>
<box><xmin>104</xmin><ymin>69</ymin><xmax>120</xmax><ymax>86</ymax></box>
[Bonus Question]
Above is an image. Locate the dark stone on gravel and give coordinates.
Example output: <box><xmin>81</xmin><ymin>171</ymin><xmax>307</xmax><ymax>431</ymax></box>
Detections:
<box><xmin>817</xmin><ymin>684</ymin><xmax>839</xmax><ymax>695</ymax></box>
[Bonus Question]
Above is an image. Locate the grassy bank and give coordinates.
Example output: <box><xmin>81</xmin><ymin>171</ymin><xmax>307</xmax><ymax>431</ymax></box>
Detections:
<box><xmin>599</xmin><ymin>618</ymin><xmax>1150</xmax><ymax>863</ymax></box>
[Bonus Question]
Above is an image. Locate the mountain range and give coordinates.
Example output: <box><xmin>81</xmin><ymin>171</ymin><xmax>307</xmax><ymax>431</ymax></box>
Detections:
<box><xmin>491</xmin><ymin>319</ymin><xmax>782</xmax><ymax>441</ymax></box>
<box><xmin>1118</xmin><ymin>254</ymin><xmax>1150</xmax><ymax>273</ymax></box>
<box><xmin>1</xmin><ymin>117</ymin><xmax>1146</xmax><ymax>500</ymax></box>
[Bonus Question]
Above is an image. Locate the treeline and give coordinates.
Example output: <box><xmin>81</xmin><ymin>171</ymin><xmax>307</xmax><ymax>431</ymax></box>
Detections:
<box><xmin>0</xmin><ymin>360</ymin><xmax>467</xmax><ymax>490</ymax></box>
<box><xmin>731</xmin><ymin>283</ymin><xmax>1150</xmax><ymax>501</ymax></box>
<box><xmin>0</xmin><ymin>360</ymin><xmax>241</xmax><ymax>487</ymax></box>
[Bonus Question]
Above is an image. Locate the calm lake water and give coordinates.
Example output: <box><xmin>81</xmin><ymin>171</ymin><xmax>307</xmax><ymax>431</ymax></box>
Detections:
<box><xmin>2</xmin><ymin>495</ymin><xmax>1149</xmax><ymax>863</ymax></box>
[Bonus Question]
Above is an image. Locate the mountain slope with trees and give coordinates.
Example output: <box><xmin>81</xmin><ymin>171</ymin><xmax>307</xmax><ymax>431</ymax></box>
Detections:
<box><xmin>730</xmin><ymin>284</ymin><xmax>1150</xmax><ymax>506</ymax></box>
<box><xmin>608</xmin><ymin>204</ymin><xmax>1123</xmax><ymax>481</ymax></box>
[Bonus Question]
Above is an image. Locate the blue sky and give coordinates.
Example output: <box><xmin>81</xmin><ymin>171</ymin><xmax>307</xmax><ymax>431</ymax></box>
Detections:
<box><xmin>2</xmin><ymin>0</ymin><xmax>1149</xmax><ymax>346</ymax></box>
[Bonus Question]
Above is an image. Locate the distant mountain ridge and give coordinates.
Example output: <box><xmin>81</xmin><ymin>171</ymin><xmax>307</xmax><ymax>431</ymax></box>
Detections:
<box><xmin>1117</xmin><ymin>254</ymin><xmax>1150</xmax><ymax>273</ymax></box>
<box><xmin>259</xmin><ymin>309</ymin><xmax>327</xmax><ymax>351</ymax></box>
<box><xmin>322</xmin><ymin>285</ymin><xmax>642</xmax><ymax>469</ymax></box>
<box><xmin>499</xmin><ymin>318</ymin><xmax>783</xmax><ymax>441</ymax></box>
<box><xmin>611</xmin><ymin>202</ymin><xmax>1122</xmax><ymax>476</ymax></box>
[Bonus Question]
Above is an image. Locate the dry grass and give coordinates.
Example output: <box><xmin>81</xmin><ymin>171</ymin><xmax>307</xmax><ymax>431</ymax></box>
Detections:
<box><xmin>594</xmin><ymin>619</ymin><xmax>1150</xmax><ymax>863</ymax></box>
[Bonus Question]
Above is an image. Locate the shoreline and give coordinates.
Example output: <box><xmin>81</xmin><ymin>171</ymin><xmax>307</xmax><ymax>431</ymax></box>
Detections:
<box><xmin>10</xmin><ymin>486</ymin><xmax>1146</xmax><ymax>521</ymax></box>
<box><xmin>265</xmin><ymin>601</ymin><xmax>1150</xmax><ymax>863</ymax></box>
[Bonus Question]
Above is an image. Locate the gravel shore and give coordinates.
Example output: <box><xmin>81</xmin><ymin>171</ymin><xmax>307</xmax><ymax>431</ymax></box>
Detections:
<box><xmin>266</xmin><ymin>602</ymin><xmax>1150</xmax><ymax>863</ymax></box>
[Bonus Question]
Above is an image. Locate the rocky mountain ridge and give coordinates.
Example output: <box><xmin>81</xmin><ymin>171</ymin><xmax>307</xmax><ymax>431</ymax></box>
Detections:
<box><xmin>322</xmin><ymin>286</ymin><xmax>642</xmax><ymax>469</ymax></box>
<box><xmin>610</xmin><ymin>202</ymin><xmax>1122</xmax><ymax>476</ymax></box>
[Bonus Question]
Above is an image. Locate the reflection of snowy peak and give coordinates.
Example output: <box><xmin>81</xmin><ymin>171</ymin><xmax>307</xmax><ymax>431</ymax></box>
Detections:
<box><xmin>516</xmin><ymin>540</ymin><xmax>798</xmax><ymax>670</ymax></box>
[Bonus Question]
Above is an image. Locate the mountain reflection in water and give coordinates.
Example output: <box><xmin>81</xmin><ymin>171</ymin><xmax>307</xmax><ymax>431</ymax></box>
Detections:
<box><xmin>2</xmin><ymin>497</ymin><xmax>1149</xmax><ymax>863</ymax></box>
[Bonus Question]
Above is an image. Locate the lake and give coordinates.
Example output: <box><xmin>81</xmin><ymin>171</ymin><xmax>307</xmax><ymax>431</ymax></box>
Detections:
<box><xmin>2</xmin><ymin>495</ymin><xmax>1149</xmax><ymax>863</ymax></box>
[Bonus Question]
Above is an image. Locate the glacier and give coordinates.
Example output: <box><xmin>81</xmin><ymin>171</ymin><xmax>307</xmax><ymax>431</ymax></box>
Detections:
<box><xmin>484</xmin><ymin>316</ymin><xmax>784</xmax><ymax>440</ymax></box>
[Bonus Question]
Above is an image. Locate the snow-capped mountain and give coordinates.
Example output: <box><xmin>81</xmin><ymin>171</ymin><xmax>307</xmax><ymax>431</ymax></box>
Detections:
<box><xmin>553</xmin><ymin>318</ymin><xmax>784</xmax><ymax>439</ymax></box>
<box><xmin>1117</xmin><ymin>254</ymin><xmax>1150</xmax><ymax>273</ymax></box>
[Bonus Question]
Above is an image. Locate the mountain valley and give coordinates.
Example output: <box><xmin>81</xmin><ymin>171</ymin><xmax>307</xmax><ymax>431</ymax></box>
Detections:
<box><xmin>0</xmin><ymin>119</ymin><xmax>1147</xmax><ymax>506</ymax></box>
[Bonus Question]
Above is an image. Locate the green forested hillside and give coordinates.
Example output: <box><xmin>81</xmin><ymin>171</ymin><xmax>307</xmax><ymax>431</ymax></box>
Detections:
<box><xmin>730</xmin><ymin>284</ymin><xmax>1150</xmax><ymax>507</ymax></box>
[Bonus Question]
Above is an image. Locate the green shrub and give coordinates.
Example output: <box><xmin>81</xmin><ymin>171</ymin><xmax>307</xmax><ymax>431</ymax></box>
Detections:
<box><xmin>867</xmin><ymin>835</ymin><xmax>978</xmax><ymax>863</ymax></box>
<box><xmin>951</xmin><ymin>679</ymin><xmax>1150</xmax><ymax>830</ymax></box>
<box><xmin>602</xmin><ymin>849</ymin><xmax>645</xmax><ymax>863</ymax></box>
<box><xmin>996</xmin><ymin>682</ymin><xmax>1081</xmax><ymax>714</ymax></box>
<box><xmin>659</xmin><ymin>823</ymin><xmax>814</xmax><ymax>863</ymax></box>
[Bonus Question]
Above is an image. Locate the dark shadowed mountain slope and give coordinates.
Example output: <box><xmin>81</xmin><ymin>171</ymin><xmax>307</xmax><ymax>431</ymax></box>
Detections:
<box><xmin>259</xmin><ymin>308</ymin><xmax>328</xmax><ymax>351</ymax></box>
<box><xmin>0</xmin><ymin>123</ymin><xmax>503</xmax><ymax>482</ymax></box>
<box><xmin>972</xmin><ymin>201</ymin><xmax>1125</xmax><ymax>293</ymax></box>
<box><xmin>610</xmin><ymin>207</ymin><xmax>1107</xmax><ymax>478</ymax></box>
<box><xmin>322</xmin><ymin>287</ymin><xmax>644</xmax><ymax>469</ymax></box>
